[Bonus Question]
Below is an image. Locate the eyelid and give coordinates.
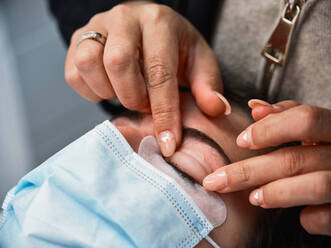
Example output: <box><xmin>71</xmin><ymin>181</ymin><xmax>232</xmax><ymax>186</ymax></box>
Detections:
<box><xmin>166</xmin><ymin>160</ymin><xmax>197</xmax><ymax>185</ymax></box>
<box><xmin>181</xmin><ymin>149</ymin><xmax>205</xmax><ymax>165</ymax></box>
<box><xmin>180</xmin><ymin>149</ymin><xmax>213</xmax><ymax>175</ymax></box>
<box><xmin>169</xmin><ymin>151</ymin><xmax>209</xmax><ymax>184</ymax></box>
<box><xmin>182</xmin><ymin>127</ymin><xmax>231</xmax><ymax>164</ymax></box>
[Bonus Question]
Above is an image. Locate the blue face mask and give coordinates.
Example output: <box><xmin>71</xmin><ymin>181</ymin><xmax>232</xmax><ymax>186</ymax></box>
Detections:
<box><xmin>0</xmin><ymin>121</ymin><xmax>226</xmax><ymax>248</ymax></box>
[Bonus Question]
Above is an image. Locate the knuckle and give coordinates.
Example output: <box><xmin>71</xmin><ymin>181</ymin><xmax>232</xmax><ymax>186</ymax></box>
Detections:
<box><xmin>146</xmin><ymin>61</ymin><xmax>174</xmax><ymax>89</ymax></box>
<box><xmin>65</xmin><ymin>70</ymin><xmax>81</xmax><ymax>87</ymax></box>
<box><xmin>143</xmin><ymin>4</ymin><xmax>171</xmax><ymax>22</ymax></box>
<box><xmin>238</xmin><ymin>163</ymin><xmax>251</xmax><ymax>183</ymax></box>
<box><xmin>75</xmin><ymin>46</ymin><xmax>100</xmax><ymax>71</ymax></box>
<box><xmin>88</xmin><ymin>12</ymin><xmax>104</xmax><ymax>25</ymax></box>
<box><xmin>110</xmin><ymin>4</ymin><xmax>130</xmax><ymax>18</ymax></box>
<box><xmin>281</xmin><ymin>149</ymin><xmax>304</xmax><ymax>177</ymax></box>
<box><xmin>152</xmin><ymin>104</ymin><xmax>177</xmax><ymax>126</ymax></box>
<box><xmin>104</xmin><ymin>47</ymin><xmax>132</xmax><ymax>72</ymax></box>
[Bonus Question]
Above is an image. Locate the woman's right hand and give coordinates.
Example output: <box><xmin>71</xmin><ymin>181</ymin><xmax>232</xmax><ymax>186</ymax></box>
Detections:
<box><xmin>65</xmin><ymin>1</ymin><xmax>230</xmax><ymax>157</ymax></box>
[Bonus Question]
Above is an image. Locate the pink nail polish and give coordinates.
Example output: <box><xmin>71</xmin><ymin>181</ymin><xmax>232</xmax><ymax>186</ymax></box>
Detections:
<box><xmin>251</xmin><ymin>189</ymin><xmax>264</xmax><ymax>206</ymax></box>
<box><xmin>237</xmin><ymin>126</ymin><xmax>252</xmax><ymax>147</ymax></box>
<box><xmin>248</xmin><ymin>99</ymin><xmax>271</xmax><ymax>109</ymax></box>
<box><xmin>203</xmin><ymin>170</ymin><xmax>228</xmax><ymax>191</ymax></box>
<box><xmin>215</xmin><ymin>92</ymin><xmax>232</xmax><ymax>115</ymax></box>
<box><xmin>159</xmin><ymin>130</ymin><xmax>176</xmax><ymax>157</ymax></box>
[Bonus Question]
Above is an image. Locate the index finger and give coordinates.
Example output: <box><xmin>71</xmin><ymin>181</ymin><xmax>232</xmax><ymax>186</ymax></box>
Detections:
<box><xmin>237</xmin><ymin>104</ymin><xmax>331</xmax><ymax>150</ymax></box>
<box><xmin>141</xmin><ymin>8</ymin><xmax>181</xmax><ymax>157</ymax></box>
<box><xmin>202</xmin><ymin>145</ymin><xmax>331</xmax><ymax>193</ymax></box>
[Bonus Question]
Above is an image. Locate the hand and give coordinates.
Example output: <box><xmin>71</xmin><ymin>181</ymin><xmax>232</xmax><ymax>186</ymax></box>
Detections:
<box><xmin>65</xmin><ymin>1</ymin><xmax>230</xmax><ymax>157</ymax></box>
<box><xmin>203</xmin><ymin>100</ymin><xmax>331</xmax><ymax>236</ymax></box>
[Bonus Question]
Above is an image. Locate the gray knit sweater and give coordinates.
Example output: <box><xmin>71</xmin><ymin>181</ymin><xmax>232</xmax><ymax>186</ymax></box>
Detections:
<box><xmin>212</xmin><ymin>0</ymin><xmax>331</xmax><ymax>108</ymax></box>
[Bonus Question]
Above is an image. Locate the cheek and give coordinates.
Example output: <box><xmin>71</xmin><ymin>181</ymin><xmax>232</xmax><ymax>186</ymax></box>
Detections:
<box><xmin>223</xmin><ymin>190</ymin><xmax>257</xmax><ymax>224</ymax></box>
<box><xmin>115</xmin><ymin>126</ymin><xmax>147</xmax><ymax>152</ymax></box>
<box><xmin>211</xmin><ymin>190</ymin><xmax>259</xmax><ymax>247</ymax></box>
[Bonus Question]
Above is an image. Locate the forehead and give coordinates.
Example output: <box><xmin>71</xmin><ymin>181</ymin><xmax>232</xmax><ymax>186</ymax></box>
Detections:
<box><xmin>180</xmin><ymin>94</ymin><xmax>263</xmax><ymax>162</ymax></box>
<box><xmin>180</xmin><ymin>94</ymin><xmax>252</xmax><ymax>140</ymax></box>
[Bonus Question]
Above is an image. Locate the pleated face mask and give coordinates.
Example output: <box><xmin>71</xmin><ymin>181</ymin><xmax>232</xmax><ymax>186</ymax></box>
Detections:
<box><xmin>0</xmin><ymin>121</ymin><xmax>226</xmax><ymax>248</ymax></box>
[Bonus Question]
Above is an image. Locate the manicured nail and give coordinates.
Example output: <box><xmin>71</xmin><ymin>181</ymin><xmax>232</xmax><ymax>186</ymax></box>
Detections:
<box><xmin>248</xmin><ymin>99</ymin><xmax>271</xmax><ymax>109</ymax></box>
<box><xmin>215</xmin><ymin>92</ymin><xmax>232</xmax><ymax>115</ymax></box>
<box><xmin>203</xmin><ymin>170</ymin><xmax>228</xmax><ymax>191</ymax></box>
<box><xmin>159</xmin><ymin>130</ymin><xmax>176</xmax><ymax>157</ymax></box>
<box><xmin>271</xmin><ymin>104</ymin><xmax>282</xmax><ymax>110</ymax></box>
<box><xmin>251</xmin><ymin>188</ymin><xmax>264</xmax><ymax>206</ymax></box>
<box><xmin>236</xmin><ymin>126</ymin><xmax>253</xmax><ymax>148</ymax></box>
<box><xmin>248</xmin><ymin>99</ymin><xmax>281</xmax><ymax>110</ymax></box>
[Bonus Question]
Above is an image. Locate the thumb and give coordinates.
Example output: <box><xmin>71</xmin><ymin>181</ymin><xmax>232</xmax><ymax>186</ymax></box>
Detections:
<box><xmin>248</xmin><ymin>99</ymin><xmax>300</xmax><ymax>121</ymax></box>
<box><xmin>187</xmin><ymin>37</ymin><xmax>231</xmax><ymax>117</ymax></box>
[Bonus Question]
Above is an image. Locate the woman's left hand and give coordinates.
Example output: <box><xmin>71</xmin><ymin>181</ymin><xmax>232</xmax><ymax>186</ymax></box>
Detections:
<box><xmin>203</xmin><ymin>100</ymin><xmax>331</xmax><ymax>236</ymax></box>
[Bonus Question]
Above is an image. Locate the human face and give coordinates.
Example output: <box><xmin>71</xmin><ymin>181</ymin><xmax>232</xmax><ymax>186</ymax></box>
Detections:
<box><xmin>112</xmin><ymin>93</ymin><xmax>267</xmax><ymax>248</ymax></box>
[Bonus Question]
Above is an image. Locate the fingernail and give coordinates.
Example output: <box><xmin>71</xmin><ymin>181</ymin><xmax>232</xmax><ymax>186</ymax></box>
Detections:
<box><xmin>203</xmin><ymin>170</ymin><xmax>228</xmax><ymax>191</ymax></box>
<box><xmin>251</xmin><ymin>189</ymin><xmax>264</xmax><ymax>206</ymax></box>
<box><xmin>159</xmin><ymin>130</ymin><xmax>176</xmax><ymax>157</ymax></box>
<box><xmin>215</xmin><ymin>92</ymin><xmax>232</xmax><ymax>115</ymax></box>
<box><xmin>248</xmin><ymin>99</ymin><xmax>271</xmax><ymax>109</ymax></box>
<box><xmin>248</xmin><ymin>99</ymin><xmax>281</xmax><ymax>110</ymax></box>
<box><xmin>271</xmin><ymin>104</ymin><xmax>282</xmax><ymax>110</ymax></box>
<box><xmin>236</xmin><ymin>126</ymin><xmax>253</xmax><ymax>148</ymax></box>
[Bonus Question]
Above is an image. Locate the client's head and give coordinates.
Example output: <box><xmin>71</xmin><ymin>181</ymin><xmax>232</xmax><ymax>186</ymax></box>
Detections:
<box><xmin>107</xmin><ymin>93</ymin><xmax>328</xmax><ymax>248</ymax></box>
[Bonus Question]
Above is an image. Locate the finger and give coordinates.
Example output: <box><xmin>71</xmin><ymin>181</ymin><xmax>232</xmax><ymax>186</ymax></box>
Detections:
<box><xmin>248</xmin><ymin>99</ymin><xmax>299</xmax><ymax>121</ymax></box>
<box><xmin>237</xmin><ymin>104</ymin><xmax>331</xmax><ymax>149</ymax></box>
<box><xmin>75</xmin><ymin>39</ymin><xmax>115</xmax><ymax>99</ymax></box>
<box><xmin>300</xmin><ymin>205</ymin><xmax>331</xmax><ymax>236</ymax></box>
<box><xmin>104</xmin><ymin>6</ymin><xmax>150</xmax><ymax>112</ymax></box>
<box><xmin>203</xmin><ymin>145</ymin><xmax>331</xmax><ymax>192</ymax></box>
<box><xmin>65</xmin><ymin>67</ymin><xmax>102</xmax><ymax>102</ymax></box>
<box><xmin>141</xmin><ymin>9</ymin><xmax>181</xmax><ymax>157</ymax></box>
<box><xmin>249</xmin><ymin>171</ymin><xmax>331</xmax><ymax>208</ymax></box>
<box><xmin>187</xmin><ymin>35</ymin><xmax>231</xmax><ymax>116</ymax></box>
<box><xmin>65</xmin><ymin>33</ymin><xmax>102</xmax><ymax>102</ymax></box>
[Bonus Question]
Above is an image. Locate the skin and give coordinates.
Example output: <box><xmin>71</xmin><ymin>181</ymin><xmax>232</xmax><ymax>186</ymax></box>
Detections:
<box><xmin>65</xmin><ymin>1</ymin><xmax>229</xmax><ymax>157</ymax></box>
<box><xmin>64</xmin><ymin>0</ymin><xmax>330</xmax><ymax>237</ymax></box>
<box><xmin>204</xmin><ymin>100</ymin><xmax>331</xmax><ymax>236</ymax></box>
<box><xmin>113</xmin><ymin>93</ymin><xmax>267</xmax><ymax>248</ymax></box>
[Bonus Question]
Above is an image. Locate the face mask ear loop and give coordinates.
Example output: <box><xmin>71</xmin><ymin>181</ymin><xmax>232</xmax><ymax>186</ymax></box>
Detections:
<box><xmin>205</xmin><ymin>235</ymin><xmax>221</xmax><ymax>248</ymax></box>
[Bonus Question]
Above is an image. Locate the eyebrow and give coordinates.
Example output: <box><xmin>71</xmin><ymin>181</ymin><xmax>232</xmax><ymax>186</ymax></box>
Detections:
<box><xmin>111</xmin><ymin>111</ymin><xmax>231</xmax><ymax>163</ymax></box>
<box><xmin>167</xmin><ymin>128</ymin><xmax>231</xmax><ymax>184</ymax></box>
<box><xmin>182</xmin><ymin>127</ymin><xmax>231</xmax><ymax>164</ymax></box>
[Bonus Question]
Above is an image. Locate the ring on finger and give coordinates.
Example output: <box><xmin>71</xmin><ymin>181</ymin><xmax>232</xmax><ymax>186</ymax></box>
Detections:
<box><xmin>77</xmin><ymin>31</ymin><xmax>107</xmax><ymax>47</ymax></box>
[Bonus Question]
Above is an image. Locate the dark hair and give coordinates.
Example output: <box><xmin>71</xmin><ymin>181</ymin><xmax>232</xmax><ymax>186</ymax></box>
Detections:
<box><xmin>251</xmin><ymin>207</ymin><xmax>331</xmax><ymax>248</ymax></box>
<box><xmin>100</xmin><ymin>94</ymin><xmax>331</xmax><ymax>248</ymax></box>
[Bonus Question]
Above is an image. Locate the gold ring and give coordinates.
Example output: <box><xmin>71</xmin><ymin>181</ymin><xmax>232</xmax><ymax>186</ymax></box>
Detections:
<box><xmin>77</xmin><ymin>31</ymin><xmax>107</xmax><ymax>47</ymax></box>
